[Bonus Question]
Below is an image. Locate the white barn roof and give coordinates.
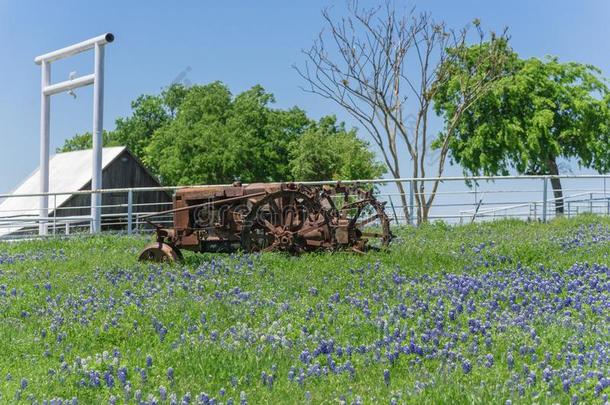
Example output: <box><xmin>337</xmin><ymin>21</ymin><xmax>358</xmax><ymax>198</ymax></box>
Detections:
<box><xmin>0</xmin><ymin>146</ymin><xmax>126</xmax><ymax>237</ymax></box>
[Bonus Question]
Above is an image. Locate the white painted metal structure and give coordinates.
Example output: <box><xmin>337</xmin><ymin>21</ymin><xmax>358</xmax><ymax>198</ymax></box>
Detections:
<box><xmin>35</xmin><ymin>33</ymin><xmax>114</xmax><ymax>235</ymax></box>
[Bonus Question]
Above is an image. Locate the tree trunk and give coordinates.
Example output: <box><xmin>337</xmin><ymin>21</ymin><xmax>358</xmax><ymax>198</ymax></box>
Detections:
<box><xmin>395</xmin><ymin>181</ymin><xmax>410</xmax><ymax>224</ymax></box>
<box><xmin>546</xmin><ymin>157</ymin><xmax>564</xmax><ymax>215</ymax></box>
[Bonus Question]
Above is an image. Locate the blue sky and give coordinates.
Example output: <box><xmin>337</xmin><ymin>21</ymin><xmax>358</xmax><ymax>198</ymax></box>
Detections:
<box><xmin>1</xmin><ymin>0</ymin><xmax>609</xmax><ymax>194</ymax></box>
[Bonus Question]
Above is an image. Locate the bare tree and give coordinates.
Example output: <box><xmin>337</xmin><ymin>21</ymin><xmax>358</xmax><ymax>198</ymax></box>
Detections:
<box><xmin>295</xmin><ymin>1</ymin><xmax>509</xmax><ymax>223</ymax></box>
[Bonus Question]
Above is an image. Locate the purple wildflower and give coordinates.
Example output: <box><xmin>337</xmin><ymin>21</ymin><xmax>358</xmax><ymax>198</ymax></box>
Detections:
<box><xmin>507</xmin><ymin>352</ymin><xmax>514</xmax><ymax>370</ymax></box>
<box><xmin>462</xmin><ymin>359</ymin><xmax>472</xmax><ymax>374</ymax></box>
<box><xmin>117</xmin><ymin>367</ymin><xmax>127</xmax><ymax>386</ymax></box>
<box><xmin>383</xmin><ymin>369</ymin><xmax>390</xmax><ymax>386</ymax></box>
<box><xmin>104</xmin><ymin>371</ymin><xmax>114</xmax><ymax>388</ymax></box>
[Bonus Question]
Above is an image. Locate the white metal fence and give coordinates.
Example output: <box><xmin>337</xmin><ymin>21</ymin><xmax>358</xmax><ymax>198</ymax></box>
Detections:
<box><xmin>1</xmin><ymin>175</ymin><xmax>610</xmax><ymax>240</ymax></box>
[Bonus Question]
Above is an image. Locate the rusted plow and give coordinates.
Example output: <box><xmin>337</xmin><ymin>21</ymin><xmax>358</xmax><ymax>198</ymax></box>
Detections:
<box><xmin>139</xmin><ymin>182</ymin><xmax>392</xmax><ymax>262</ymax></box>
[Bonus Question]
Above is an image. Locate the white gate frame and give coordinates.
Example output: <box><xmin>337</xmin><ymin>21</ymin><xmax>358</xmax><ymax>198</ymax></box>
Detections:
<box><xmin>34</xmin><ymin>33</ymin><xmax>114</xmax><ymax>235</ymax></box>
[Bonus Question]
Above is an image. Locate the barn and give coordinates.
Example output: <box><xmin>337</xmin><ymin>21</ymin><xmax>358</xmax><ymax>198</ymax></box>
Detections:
<box><xmin>0</xmin><ymin>146</ymin><xmax>172</xmax><ymax>238</ymax></box>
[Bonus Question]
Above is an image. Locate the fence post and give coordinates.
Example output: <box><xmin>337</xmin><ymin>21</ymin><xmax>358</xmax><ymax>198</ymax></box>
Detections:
<box><xmin>409</xmin><ymin>180</ymin><xmax>415</xmax><ymax>226</ymax></box>
<box><xmin>567</xmin><ymin>201</ymin><xmax>571</xmax><ymax>218</ymax></box>
<box><xmin>127</xmin><ymin>189</ymin><xmax>133</xmax><ymax>235</ymax></box>
<box><xmin>589</xmin><ymin>193</ymin><xmax>593</xmax><ymax>213</ymax></box>
<box><xmin>53</xmin><ymin>194</ymin><xmax>57</xmax><ymax>236</ymax></box>
<box><xmin>542</xmin><ymin>177</ymin><xmax>548</xmax><ymax>223</ymax></box>
<box><xmin>600</xmin><ymin>176</ymin><xmax>610</xmax><ymax>215</ymax></box>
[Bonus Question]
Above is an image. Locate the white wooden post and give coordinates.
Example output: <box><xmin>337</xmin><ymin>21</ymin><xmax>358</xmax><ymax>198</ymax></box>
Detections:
<box><xmin>35</xmin><ymin>33</ymin><xmax>114</xmax><ymax>235</ymax></box>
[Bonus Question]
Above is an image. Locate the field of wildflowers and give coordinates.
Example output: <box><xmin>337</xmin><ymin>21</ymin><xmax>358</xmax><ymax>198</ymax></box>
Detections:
<box><xmin>0</xmin><ymin>215</ymin><xmax>609</xmax><ymax>404</ymax></box>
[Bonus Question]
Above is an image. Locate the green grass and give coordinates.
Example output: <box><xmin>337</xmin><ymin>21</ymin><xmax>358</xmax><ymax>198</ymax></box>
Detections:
<box><xmin>0</xmin><ymin>215</ymin><xmax>609</xmax><ymax>404</ymax></box>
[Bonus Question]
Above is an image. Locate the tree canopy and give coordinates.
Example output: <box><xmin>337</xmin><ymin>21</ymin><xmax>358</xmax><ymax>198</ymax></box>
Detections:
<box><xmin>289</xmin><ymin>116</ymin><xmax>385</xmax><ymax>181</ymax></box>
<box><xmin>434</xmin><ymin>46</ymin><xmax>610</xmax><ymax>212</ymax></box>
<box><xmin>58</xmin><ymin>82</ymin><xmax>384</xmax><ymax>185</ymax></box>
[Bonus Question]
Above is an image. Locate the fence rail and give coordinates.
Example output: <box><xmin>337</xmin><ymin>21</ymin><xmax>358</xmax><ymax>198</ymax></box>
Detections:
<box><xmin>1</xmin><ymin>174</ymin><xmax>610</xmax><ymax>240</ymax></box>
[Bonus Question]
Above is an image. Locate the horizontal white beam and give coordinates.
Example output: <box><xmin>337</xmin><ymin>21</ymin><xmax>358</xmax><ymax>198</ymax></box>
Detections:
<box><xmin>34</xmin><ymin>33</ymin><xmax>114</xmax><ymax>65</ymax></box>
<box><xmin>43</xmin><ymin>73</ymin><xmax>95</xmax><ymax>96</ymax></box>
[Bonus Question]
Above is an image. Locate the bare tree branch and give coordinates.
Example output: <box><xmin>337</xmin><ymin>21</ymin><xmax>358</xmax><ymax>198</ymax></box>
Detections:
<box><xmin>295</xmin><ymin>1</ymin><xmax>509</xmax><ymax>223</ymax></box>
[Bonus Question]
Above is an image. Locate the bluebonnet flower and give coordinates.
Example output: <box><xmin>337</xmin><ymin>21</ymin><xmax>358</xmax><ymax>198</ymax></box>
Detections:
<box><xmin>146</xmin><ymin>354</ymin><xmax>153</xmax><ymax>368</ymax></box>
<box><xmin>300</xmin><ymin>349</ymin><xmax>311</xmax><ymax>364</ymax></box>
<box><xmin>117</xmin><ymin>367</ymin><xmax>127</xmax><ymax>386</ymax></box>
<box><xmin>20</xmin><ymin>378</ymin><xmax>27</xmax><ymax>390</ymax></box>
<box><xmin>507</xmin><ymin>352</ymin><xmax>514</xmax><ymax>370</ymax></box>
<box><xmin>462</xmin><ymin>360</ymin><xmax>472</xmax><ymax>374</ymax></box>
<box><xmin>124</xmin><ymin>383</ymin><xmax>132</xmax><ymax>400</ymax></box>
<box><xmin>383</xmin><ymin>369</ymin><xmax>390</xmax><ymax>386</ymax></box>
<box><xmin>89</xmin><ymin>371</ymin><xmax>100</xmax><ymax>387</ymax></box>
<box><xmin>543</xmin><ymin>367</ymin><xmax>553</xmax><ymax>382</ymax></box>
<box><xmin>104</xmin><ymin>371</ymin><xmax>114</xmax><ymax>388</ymax></box>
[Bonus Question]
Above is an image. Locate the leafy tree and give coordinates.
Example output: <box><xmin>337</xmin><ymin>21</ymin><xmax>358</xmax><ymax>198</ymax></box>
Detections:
<box><xmin>289</xmin><ymin>116</ymin><xmax>386</xmax><ymax>181</ymax></box>
<box><xmin>112</xmin><ymin>85</ymin><xmax>186</xmax><ymax>158</ymax></box>
<box><xmin>435</xmin><ymin>49</ymin><xmax>610</xmax><ymax>214</ymax></box>
<box><xmin>57</xmin><ymin>130</ymin><xmax>119</xmax><ymax>152</ymax></box>
<box><xmin>58</xmin><ymin>82</ymin><xmax>384</xmax><ymax>186</ymax></box>
<box><xmin>57</xmin><ymin>85</ymin><xmax>185</xmax><ymax>155</ymax></box>
<box><xmin>144</xmin><ymin>82</ymin><xmax>312</xmax><ymax>185</ymax></box>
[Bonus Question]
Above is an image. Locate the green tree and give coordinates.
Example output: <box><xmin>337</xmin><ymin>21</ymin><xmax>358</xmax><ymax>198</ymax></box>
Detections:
<box><xmin>58</xmin><ymin>81</ymin><xmax>384</xmax><ymax>186</ymax></box>
<box><xmin>57</xmin><ymin>84</ymin><xmax>185</xmax><ymax>155</ymax></box>
<box><xmin>289</xmin><ymin>116</ymin><xmax>386</xmax><ymax>181</ymax></box>
<box><xmin>435</xmin><ymin>49</ymin><xmax>610</xmax><ymax>214</ymax></box>
<box><xmin>144</xmin><ymin>82</ymin><xmax>313</xmax><ymax>185</ymax></box>
<box><xmin>112</xmin><ymin>85</ymin><xmax>185</xmax><ymax>158</ymax></box>
<box><xmin>57</xmin><ymin>130</ymin><xmax>119</xmax><ymax>152</ymax></box>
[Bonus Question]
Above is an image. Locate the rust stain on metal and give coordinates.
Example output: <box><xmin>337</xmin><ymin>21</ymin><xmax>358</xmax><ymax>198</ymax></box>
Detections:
<box><xmin>139</xmin><ymin>182</ymin><xmax>393</xmax><ymax>262</ymax></box>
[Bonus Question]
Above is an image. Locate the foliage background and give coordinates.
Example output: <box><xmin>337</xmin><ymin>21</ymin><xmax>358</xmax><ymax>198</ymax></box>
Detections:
<box><xmin>58</xmin><ymin>83</ymin><xmax>385</xmax><ymax>185</ymax></box>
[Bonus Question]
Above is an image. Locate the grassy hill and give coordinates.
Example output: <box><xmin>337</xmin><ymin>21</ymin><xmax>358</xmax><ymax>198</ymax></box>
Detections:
<box><xmin>0</xmin><ymin>215</ymin><xmax>609</xmax><ymax>404</ymax></box>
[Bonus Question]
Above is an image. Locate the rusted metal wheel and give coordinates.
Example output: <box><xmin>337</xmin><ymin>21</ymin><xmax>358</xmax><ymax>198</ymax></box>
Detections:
<box><xmin>320</xmin><ymin>184</ymin><xmax>393</xmax><ymax>251</ymax></box>
<box><xmin>138</xmin><ymin>242</ymin><xmax>183</xmax><ymax>263</ymax></box>
<box><xmin>241</xmin><ymin>187</ymin><xmax>332</xmax><ymax>253</ymax></box>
